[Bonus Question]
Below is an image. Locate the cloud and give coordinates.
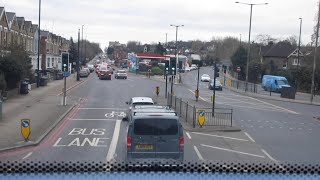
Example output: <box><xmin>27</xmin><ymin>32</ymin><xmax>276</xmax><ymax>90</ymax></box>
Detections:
<box><xmin>1</xmin><ymin>0</ymin><xmax>318</xmax><ymax>48</ymax></box>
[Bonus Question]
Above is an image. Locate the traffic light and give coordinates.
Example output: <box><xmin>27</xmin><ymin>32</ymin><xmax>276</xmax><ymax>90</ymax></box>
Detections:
<box><xmin>170</xmin><ymin>57</ymin><xmax>176</xmax><ymax>75</ymax></box>
<box><xmin>61</xmin><ymin>53</ymin><xmax>69</xmax><ymax>72</ymax></box>
<box><xmin>165</xmin><ymin>61</ymin><xmax>169</xmax><ymax>75</ymax></box>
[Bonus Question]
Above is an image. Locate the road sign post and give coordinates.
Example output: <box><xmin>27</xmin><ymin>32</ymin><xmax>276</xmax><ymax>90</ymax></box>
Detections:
<box><xmin>21</xmin><ymin>119</ymin><xmax>31</xmax><ymax>142</ymax></box>
<box><xmin>198</xmin><ymin>110</ymin><xmax>206</xmax><ymax>128</ymax></box>
<box><xmin>61</xmin><ymin>53</ymin><xmax>69</xmax><ymax>106</ymax></box>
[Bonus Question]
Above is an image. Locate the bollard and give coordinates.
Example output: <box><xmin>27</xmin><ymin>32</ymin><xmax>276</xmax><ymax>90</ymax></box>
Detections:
<box><xmin>193</xmin><ymin>106</ymin><xmax>196</xmax><ymax>128</ymax></box>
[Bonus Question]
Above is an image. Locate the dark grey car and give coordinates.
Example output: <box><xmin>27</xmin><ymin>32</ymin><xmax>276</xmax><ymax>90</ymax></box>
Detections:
<box><xmin>126</xmin><ymin>110</ymin><xmax>184</xmax><ymax>162</ymax></box>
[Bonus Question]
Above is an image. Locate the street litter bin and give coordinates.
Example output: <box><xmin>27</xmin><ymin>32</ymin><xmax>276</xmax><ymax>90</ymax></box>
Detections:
<box><xmin>56</xmin><ymin>72</ymin><xmax>63</xmax><ymax>80</ymax></box>
<box><xmin>281</xmin><ymin>87</ymin><xmax>296</xmax><ymax>99</ymax></box>
<box><xmin>40</xmin><ymin>76</ymin><xmax>48</xmax><ymax>86</ymax></box>
<box><xmin>20</xmin><ymin>80</ymin><xmax>29</xmax><ymax>94</ymax></box>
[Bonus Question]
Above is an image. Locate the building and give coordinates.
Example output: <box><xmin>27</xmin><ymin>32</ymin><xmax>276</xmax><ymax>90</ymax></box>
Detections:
<box><xmin>260</xmin><ymin>41</ymin><xmax>304</xmax><ymax>71</ymax></box>
<box><xmin>6</xmin><ymin>12</ymin><xmax>19</xmax><ymax>46</ymax></box>
<box><xmin>0</xmin><ymin>7</ymin><xmax>9</xmax><ymax>49</ymax></box>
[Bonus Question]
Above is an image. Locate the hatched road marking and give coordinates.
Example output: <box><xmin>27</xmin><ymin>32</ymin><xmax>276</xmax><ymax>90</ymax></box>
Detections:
<box><xmin>201</xmin><ymin>144</ymin><xmax>265</xmax><ymax>158</ymax></box>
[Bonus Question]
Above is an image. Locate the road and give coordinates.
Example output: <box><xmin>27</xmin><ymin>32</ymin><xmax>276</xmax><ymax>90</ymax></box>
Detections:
<box><xmin>0</xmin><ymin>67</ymin><xmax>319</xmax><ymax>164</ymax></box>
<box><xmin>182</xmin><ymin>66</ymin><xmax>320</xmax><ymax>163</ymax></box>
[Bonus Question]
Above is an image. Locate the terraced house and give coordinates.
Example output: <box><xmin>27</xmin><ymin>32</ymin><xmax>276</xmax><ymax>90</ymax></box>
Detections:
<box><xmin>0</xmin><ymin>7</ymin><xmax>9</xmax><ymax>50</ymax></box>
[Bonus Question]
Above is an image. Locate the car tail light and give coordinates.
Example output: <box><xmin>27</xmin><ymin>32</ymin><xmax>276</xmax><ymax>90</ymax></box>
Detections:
<box><xmin>100</xmin><ymin>73</ymin><xmax>104</xmax><ymax>76</ymax></box>
<box><xmin>127</xmin><ymin>136</ymin><xmax>132</xmax><ymax>149</ymax></box>
<box><xmin>108</xmin><ymin>73</ymin><xmax>112</xmax><ymax>76</ymax></box>
<box><xmin>179</xmin><ymin>136</ymin><xmax>184</xmax><ymax>150</ymax></box>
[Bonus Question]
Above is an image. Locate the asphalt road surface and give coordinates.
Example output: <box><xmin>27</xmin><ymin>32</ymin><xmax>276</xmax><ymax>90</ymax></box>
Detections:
<box><xmin>0</xmin><ymin>68</ymin><xmax>319</xmax><ymax>164</ymax></box>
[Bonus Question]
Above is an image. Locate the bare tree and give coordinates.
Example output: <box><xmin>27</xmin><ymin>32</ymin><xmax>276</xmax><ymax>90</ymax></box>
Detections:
<box><xmin>255</xmin><ymin>34</ymin><xmax>277</xmax><ymax>45</ymax></box>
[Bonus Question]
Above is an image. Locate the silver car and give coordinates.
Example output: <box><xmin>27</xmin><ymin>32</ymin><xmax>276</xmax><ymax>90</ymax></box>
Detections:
<box><xmin>123</xmin><ymin>97</ymin><xmax>154</xmax><ymax>121</ymax></box>
<box><xmin>126</xmin><ymin>108</ymin><xmax>184</xmax><ymax>162</ymax></box>
<box><xmin>79</xmin><ymin>69</ymin><xmax>89</xmax><ymax>77</ymax></box>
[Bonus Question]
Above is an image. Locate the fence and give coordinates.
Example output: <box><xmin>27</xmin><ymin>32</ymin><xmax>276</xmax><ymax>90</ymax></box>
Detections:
<box><xmin>167</xmin><ymin>93</ymin><xmax>233</xmax><ymax>127</ymax></box>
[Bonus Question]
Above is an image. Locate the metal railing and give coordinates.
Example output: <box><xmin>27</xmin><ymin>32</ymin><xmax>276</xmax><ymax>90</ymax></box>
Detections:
<box><xmin>168</xmin><ymin>93</ymin><xmax>233</xmax><ymax>127</ymax></box>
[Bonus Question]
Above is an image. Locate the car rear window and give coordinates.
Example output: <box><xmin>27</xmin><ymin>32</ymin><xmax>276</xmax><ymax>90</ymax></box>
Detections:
<box><xmin>133</xmin><ymin>102</ymin><xmax>154</xmax><ymax>106</ymax></box>
<box><xmin>134</xmin><ymin>119</ymin><xmax>178</xmax><ymax>135</ymax></box>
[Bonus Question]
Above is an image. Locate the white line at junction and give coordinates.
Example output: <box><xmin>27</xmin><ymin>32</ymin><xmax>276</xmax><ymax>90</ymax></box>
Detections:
<box><xmin>185</xmin><ymin>132</ymin><xmax>192</xmax><ymax>139</ymax></box>
<box><xmin>192</xmin><ymin>132</ymin><xmax>249</xmax><ymax>142</ymax></box>
<box><xmin>244</xmin><ymin>132</ymin><xmax>255</xmax><ymax>142</ymax></box>
<box><xmin>78</xmin><ymin>107</ymin><xmax>127</xmax><ymax>110</ymax></box>
<box><xmin>22</xmin><ymin>152</ymin><xmax>33</xmax><ymax>160</ymax></box>
<box><xmin>201</xmin><ymin>144</ymin><xmax>265</xmax><ymax>158</ymax></box>
<box><xmin>72</xmin><ymin>119</ymin><xmax>117</xmax><ymax>121</ymax></box>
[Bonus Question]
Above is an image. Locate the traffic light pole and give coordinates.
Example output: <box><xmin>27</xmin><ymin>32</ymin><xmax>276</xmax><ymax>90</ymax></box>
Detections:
<box><xmin>212</xmin><ymin>61</ymin><xmax>216</xmax><ymax>117</ymax></box>
<box><xmin>196</xmin><ymin>66</ymin><xmax>200</xmax><ymax>102</ymax></box>
<box><xmin>170</xmin><ymin>75</ymin><xmax>173</xmax><ymax>106</ymax></box>
<box><xmin>165</xmin><ymin>74</ymin><xmax>168</xmax><ymax>98</ymax></box>
<box><xmin>63</xmin><ymin>76</ymin><xmax>66</xmax><ymax>106</ymax></box>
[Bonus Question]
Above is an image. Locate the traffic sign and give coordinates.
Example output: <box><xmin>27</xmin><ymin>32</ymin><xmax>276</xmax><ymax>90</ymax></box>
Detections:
<box><xmin>236</xmin><ymin>66</ymin><xmax>241</xmax><ymax>72</ymax></box>
<box><xmin>63</xmin><ymin>71</ymin><xmax>70</xmax><ymax>77</ymax></box>
<box><xmin>198</xmin><ymin>110</ymin><xmax>206</xmax><ymax>126</ymax></box>
<box><xmin>21</xmin><ymin>119</ymin><xmax>31</xmax><ymax>141</ymax></box>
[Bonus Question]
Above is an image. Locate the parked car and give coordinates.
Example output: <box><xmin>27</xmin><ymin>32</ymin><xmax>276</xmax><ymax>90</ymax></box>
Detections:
<box><xmin>87</xmin><ymin>64</ymin><xmax>94</xmax><ymax>72</ymax></box>
<box><xmin>208</xmin><ymin>79</ymin><xmax>223</xmax><ymax>91</ymax></box>
<box><xmin>79</xmin><ymin>69</ymin><xmax>89</xmax><ymax>78</ymax></box>
<box><xmin>115</xmin><ymin>70</ymin><xmax>127</xmax><ymax>79</ymax></box>
<box><xmin>184</xmin><ymin>67</ymin><xmax>191</xmax><ymax>72</ymax></box>
<box><xmin>262</xmin><ymin>75</ymin><xmax>291</xmax><ymax>92</ymax></box>
<box><xmin>83</xmin><ymin>68</ymin><xmax>90</xmax><ymax>75</ymax></box>
<box><xmin>201</xmin><ymin>74</ymin><xmax>211</xmax><ymax>82</ymax></box>
<box><xmin>190</xmin><ymin>64</ymin><xmax>198</xmax><ymax>70</ymax></box>
<box><xmin>126</xmin><ymin>106</ymin><xmax>183</xmax><ymax>162</ymax></box>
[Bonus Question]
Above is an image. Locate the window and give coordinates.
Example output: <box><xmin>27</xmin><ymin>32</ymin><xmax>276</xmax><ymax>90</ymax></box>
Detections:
<box><xmin>282</xmin><ymin>63</ymin><xmax>287</xmax><ymax>69</ymax></box>
<box><xmin>293</xmin><ymin>58</ymin><xmax>300</xmax><ymax>66</ymax></box>
<box><xmin>47</xmin><ymin>58</ymin><xmax>50</xmax><ymax>68</ymax></box>
<box><xmin>134</xmin><ymin>119</ymin><xmax>178</xmax><ymax>135</ymax></box>
<box><xmin>52</xmin><ymin>58</ymin><xmax>54</xmax><ymax>67</ymax></box>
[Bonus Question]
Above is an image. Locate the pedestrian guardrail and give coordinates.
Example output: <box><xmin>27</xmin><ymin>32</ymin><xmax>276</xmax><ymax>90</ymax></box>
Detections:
<box><xmin>167</xmin><ymin>93</ymin><xmax>233</xmax><ymax>127</ymax></box>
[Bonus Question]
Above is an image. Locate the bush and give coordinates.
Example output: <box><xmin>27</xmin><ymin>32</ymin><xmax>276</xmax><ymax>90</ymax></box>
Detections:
<box><xmin>151</xmin><ymin>67</ymin><xmax>162</xmax><ymax>75</ymax></box>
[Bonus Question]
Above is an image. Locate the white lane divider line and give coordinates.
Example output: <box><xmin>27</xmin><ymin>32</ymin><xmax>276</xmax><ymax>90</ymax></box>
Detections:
<box><xmin>261</xmin><ymin>149</ymin><xmax>278</xmax><ymax>163</ymax></box>
<box><xmin>185</xmin><ymin>132</ymin><xmax>192</xmax><ymax>139</ymax></box>
<box><xmin>244</xmin><ymin>132</ymin><xmax>255</xmax><ymax>142</ymax></box>
<box><xmin>247</xmin><ymin>96</ymin><xmax>299</xmax><ymax>114</ymax></box>
<box><xmin>22</xmin><ymin>152</ymin><xmax>33</xmax><ymax>160</ymax></box>
<box><xmin>72</xmin><ymin>119</ymin><xmax>117</xmax><ymax>121</ymax></box>
<box><xmin>201</xmin><ymin>144</ymin><xmax>265</xmax><ymax>158</ymax></box>
<box><xmin>78</xmin><ymin>108</ymin><xmax>127</xmax><ymax>110</ymax></box>
<box><xmin>106</xmin><ymin>120</ymin><xmax>121</xmax><ymax>162</ymax></box>
<box><xmin>192</xmin><ymin>132</ymin><xmax>249</xmax><ymax>142</ymax></box>
<box><xmin>193</xmin><ymin>146</ymin><xmax>204</xmax><ymax>161</ymax></box>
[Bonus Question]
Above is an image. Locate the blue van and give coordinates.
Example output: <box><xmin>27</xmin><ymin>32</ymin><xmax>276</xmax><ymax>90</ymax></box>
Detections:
<box><xmin>262</xmin><ymin>75</ymin><xmax>291</xmax><ymax>92</ymax></box>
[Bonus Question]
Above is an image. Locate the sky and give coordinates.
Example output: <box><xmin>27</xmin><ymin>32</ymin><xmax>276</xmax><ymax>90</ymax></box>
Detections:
<box><xmin>1</xmin><ymin>0</ymin><xmax>319</xmax><ymax>49</ymax></box>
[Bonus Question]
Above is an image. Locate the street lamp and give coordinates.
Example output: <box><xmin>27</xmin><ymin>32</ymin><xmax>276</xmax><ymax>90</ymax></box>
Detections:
<box><xmin>36</xmin><ymin>0</ymin><xmax>41</xmax><ymax>88</ymax></box>
<box><xmin>81</xmin><ymin>25</ymin><xmax>84</xmax><ymax>65</ymax></box>
<box><xmin>170</xmin><ymin>24</ymin><xmax>184</xmax><ymax>105</ymax></box>
<box><xmin>235</xmin><ymin>1</ymin><xmax>268</xmax><ymax>92</ymax></box>
<box><xmin>297</xmin><ymin>18</ymin><xmax>302</xmax><ymax>67</ymax></box>
<box><xmin>311</xmin><ymin>1</ymin><xmax>320</xmax><ymax>103</ymax></box>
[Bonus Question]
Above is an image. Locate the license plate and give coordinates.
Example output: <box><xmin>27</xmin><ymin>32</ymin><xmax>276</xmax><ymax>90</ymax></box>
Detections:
<box><xmin>136</xmin><ymin>144</ymin><xmax>153</xmax><ymax>150</ymax></box>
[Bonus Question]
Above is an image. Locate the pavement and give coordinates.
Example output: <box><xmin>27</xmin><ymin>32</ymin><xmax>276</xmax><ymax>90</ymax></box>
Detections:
<box><xmin>0</xmin><ymin>67</ymin><xmax>319</xmax><ymax>165</ymax></box>
<box><xmin>223</xmin><ymin>71</ymin><xmax>320</xmax><ymax>105</ymax></box>
<box><xmin>0</xmin><ymin>74</ymin><xmax>87</xmax><ymax>151</ymax></box>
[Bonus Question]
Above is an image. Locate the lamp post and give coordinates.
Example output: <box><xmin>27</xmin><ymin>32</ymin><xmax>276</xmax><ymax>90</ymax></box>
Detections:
<box><xmin>235</xmin><ymin>1</ymin><xmax>268</xmax><ymax>92</ymax></box>
<box><xmin>77</xmin><ymin>29</ymin><xmax>80</xmax><ymax>81</ymax></box>
<box><xmin>170</xmin><ymin>24</ymin><xmax>184</xmax><ymax>105</ymax></box>
<box><xmin>311</xmin><ymin>1</ymin><xmax>320</xmax><ymax>103</ymax></box>
<box><xmin>297</xmin><ymin>18</ymin><xmax>302</xmax><ymax>67</ymax></box>
<box><xmin>36</xmin><ymin>0</ymin><xmax>41</xmax><ymax>88</ymax></box>
<box><xmin>81</xmin><ymin>25</ymin><xmax>84</xmax><ymax>65</ymax></box>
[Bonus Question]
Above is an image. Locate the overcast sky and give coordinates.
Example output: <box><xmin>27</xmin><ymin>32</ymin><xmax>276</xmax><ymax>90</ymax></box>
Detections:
<box><xmin>1</xmin><ymin>0</ymin><xmax>319</xmax><ymax>49</ymax></box>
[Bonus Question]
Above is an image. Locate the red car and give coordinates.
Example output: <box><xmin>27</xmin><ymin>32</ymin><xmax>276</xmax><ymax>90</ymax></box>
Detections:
<box><xmin>98</xmin><ymin>66</ymin><xmax>112</xmax><ymax>80</ymax></box>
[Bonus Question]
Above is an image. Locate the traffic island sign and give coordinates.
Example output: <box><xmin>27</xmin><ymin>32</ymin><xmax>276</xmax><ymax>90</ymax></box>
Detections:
<box><xmin>21</xmin><ymin>119</ymin><xmax>31</xmax><ymax>142</ymax></box>
<box><xmin>198</xmin><ymin>110</ymin><xmax>206</xmax><ymax>127</ymax></box>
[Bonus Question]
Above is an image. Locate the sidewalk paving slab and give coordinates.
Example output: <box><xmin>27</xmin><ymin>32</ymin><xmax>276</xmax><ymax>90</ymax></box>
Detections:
<box><xmin>0</xmin><ymin>75</ymin><xmax>86</xmax><ymax>152</ymax></box>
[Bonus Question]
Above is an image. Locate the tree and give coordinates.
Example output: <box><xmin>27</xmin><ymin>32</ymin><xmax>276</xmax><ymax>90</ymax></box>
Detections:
<box><xmin>231</xmin><ymin>46</ymin><xmax>247</xmax><ymax>80</ymax></box>
<box><xmin>286</xmin><ymin>35</ymin><xmax>298</xmax><ymax>47</ymax></box>
<box><xmin>107</xmin><ymin>47</ymin><xmax>114</xmax><ymax>55</ymax></box>
<box><xmin>68</xmin><ymin>37</ymin><xmax>78</xmax><ymax>68</ymax></box>
<box><xmin>127</xmin><ymin>41</ymin><xmax>142</xmax><ymax>53</ymax></box>
<box><xmin>154</xmin><ymin>42</ymin><xmax>166</xmax><ymax>55</ymax></box>
<box><xmin>0</xmin><ymin>44</ymin><xmax>33</xmax><ymax>89</ymax></box>
<box><xmin>255</xmin><ymin>34</ymin><xmax>277</xmax><ymax>45</ymax></box>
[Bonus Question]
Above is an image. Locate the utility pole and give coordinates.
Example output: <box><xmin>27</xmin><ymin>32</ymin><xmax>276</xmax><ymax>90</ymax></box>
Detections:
<box><xmin>36</xmin><ymin>0</ymin><xmax>41</xmax><ymax>88</ymax></box>
<box><xmin>81</xmin><ymin>25</ymin><xmax>84</xmax><ymax>65</ymax></box>
<box><xmin>84</xmin><ymin>36</ymin><xmax>87</xmax><ymax>63</ymax></box>
<box><xmin>166</xmin><ymin>33</ymin><xmax>168</xmax><ymax>47</ymax></box>
<box><xmin>297</xmin><ymin>18</ymin><xmax>302</xmax><ymax>67</ymax></box>
<box><xmin>235</xmin><ymin>1</ymin><xmax>268</xmax><ymax>92</ymax></box>
<box><xmin>77</xmin><ymin>29</ymin><xmax>80</xmax><ymax>81</ymax></box>
<box><xmin>311</xmin><ymin>1</ymin><xmax>320</xmax><ymax>103</ymax></box>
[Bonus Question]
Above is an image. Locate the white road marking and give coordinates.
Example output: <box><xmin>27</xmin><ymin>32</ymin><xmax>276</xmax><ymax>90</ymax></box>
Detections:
<box><xmin>192</xmin><ymin>132</ymin><xmax>249</xmax><ymax>142</ymax></box>
<box><xmin>193</xmin><ymin>146</ymin><xmax>204</xmax><ymax>161</ymax></box>
<box><xmin>246</xmin><ymin>96</ymin><xmax>299</xmax><ymax>114</ymax></box>
<box><xmin>127</xmin><ymin>79</ymin><xmax>134</xmax><ymax>81</ymax></box>
<box><xmin>72</xmin><ymin>119</ymin><xmax>117</xmax><ymax>121</ymax></box>
<box><xmin>106</xmin><ymin>120</ymin><xmax>121</xmax><ymax>162</ymax></box>
<box><xmin>22</xmin><ymin>152</ymin><xmax>33</xmax><ymax>160</ymax></box>
<box><xmin>201</xmin><ymin>144</ymin><xmax>265</xmax><ymax>158</ymax></box>
<box><xmin>185</xmin><ymin>132</ymin><xmax>192</xmax><ymax>139</ymax></box>
<box><xmin>261</xmin><ymin>149</ymin><xmax>278</xmax><ymax>163</ymax></box>
<box><xmin>79</xmin><ymin>108</ymin><xmax>126</xmax><ymax>110</ymax></box>
<box><xmin>244</xmin><ymin>132</ymin><xmax>255</xmax><ymax>142</ymax></box>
